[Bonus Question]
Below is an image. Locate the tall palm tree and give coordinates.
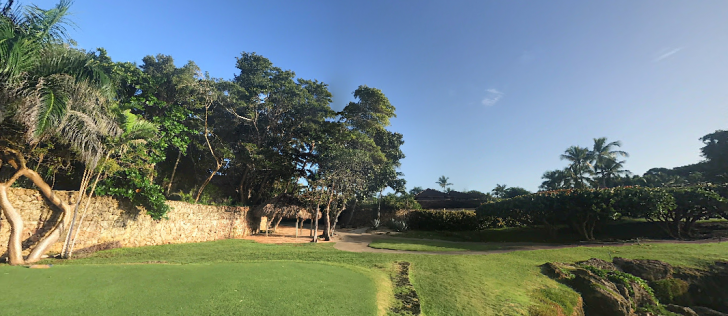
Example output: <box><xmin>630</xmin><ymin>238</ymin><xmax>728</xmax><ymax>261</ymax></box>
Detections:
<box><xmin>436</xmin><ymin>175</ymin><xmax>452</xmax><ymax>192</ymax></box>
<box><xmin>590</xmin><ymin>137</ymin><xmax>629</xmax><ymax>187</ymax></box>
<box><xmin>560</xmin><ymin>146</ymin><xmax>594</xmax><ymax>189</ymax></box>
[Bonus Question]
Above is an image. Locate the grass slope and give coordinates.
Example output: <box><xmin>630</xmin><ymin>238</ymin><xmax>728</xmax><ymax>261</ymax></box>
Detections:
<box><xmin>2</xmin><ymin>238</ymin><xmax>726</xmax><ymax>315</ymax></box>
<box><xmin>0</xmin><ymin>262</ymin><xmax>377</xmax><ymax>316</ymax></box>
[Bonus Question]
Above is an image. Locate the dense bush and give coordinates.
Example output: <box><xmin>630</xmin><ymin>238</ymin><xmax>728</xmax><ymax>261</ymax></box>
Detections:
<box><xmin>476</xmin><ymin>187</ymin><xmax>675</xmax><ymax>240</ymax></box>
<box><xmin>653</xmin><ymin>187</ymin><xmax>727</xmax><ymax>238</ymax></box>
<box><xmin>407</xmin><ymin>209</ymin><xmax>482</xmax><ymax>231</ymax></box>
<box><xmin>96</xmin><ymin>169</ymin><xmax>170</xmax><ymax>220</ymax></box>
<box><xmin>476</xmin><ymin>186</ymin><xmax>728</xmax><ymax>240</ymax></box>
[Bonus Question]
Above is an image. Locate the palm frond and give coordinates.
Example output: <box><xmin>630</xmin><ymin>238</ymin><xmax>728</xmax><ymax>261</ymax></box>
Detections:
<box><xmin>119</xmin><ymin>109</ymin><xmax>158</xmax><ymax>140</ymax></box>
<box><xmin>23</xmin><ymin>0</ymin><xmax>75</xmax><ymax>45</ymax></box>
<box><xmin>32</xmin><ymin>46</ymin><xmax>113</xmax><ymax>98</ymax></box>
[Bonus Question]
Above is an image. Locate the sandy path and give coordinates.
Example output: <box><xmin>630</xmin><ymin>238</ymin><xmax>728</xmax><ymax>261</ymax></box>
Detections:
<box><xmin>242</xmin><ymin>223</ymin><xmax>725</xmax><ymax>255</ymax></box>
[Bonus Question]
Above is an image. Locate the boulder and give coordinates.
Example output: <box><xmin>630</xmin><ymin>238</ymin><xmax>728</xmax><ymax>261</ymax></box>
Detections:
<box><xmin>577</xmin><ymin>258</ymin><xmax>618</xmax><ymax>271</ymax></box>
<box><xmin>569</xmin><ymin>269</ymin><xmax>634</xmax><ymax>316</ymax></box>
<box><xmin>613</xmin><ymin>257</ymin><xmax>674</xmax><ymax>282</ymax></box>
<box><xmin>691</xmin><ymin>306</ymin><xmax>728</xmax><ymax>316</ymax></box>
<box><xmin>665</xmin><ymin>304</ymin><xmax>699</xmax><ymax>316</ymax></box>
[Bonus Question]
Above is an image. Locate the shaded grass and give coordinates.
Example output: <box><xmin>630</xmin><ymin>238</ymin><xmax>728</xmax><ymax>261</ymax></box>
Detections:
<box><xmin>396</xmin><ymin>219</ymin><xmax>728</xmax><ymax>243</ymax></box>
<box><xmin>369</xmin><ymin>238</ymin><xmax>509</xmax><ymax>252</ymax></box>
<box><xmin>0</xmin><ymin>262</ymin><xmax>377</xmax><ymax>316</ymax></box>
<box><xmin>11</xmin><ymin>238</ymin><xmax>728</xmax><ymax>316</ymax></box>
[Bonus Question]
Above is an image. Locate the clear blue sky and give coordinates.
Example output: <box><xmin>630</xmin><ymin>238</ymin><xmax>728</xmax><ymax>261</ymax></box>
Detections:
<box><xmin>34</xmin><ymin>0</ymin><xmax>728</xmax><ymax>193</ymax></box>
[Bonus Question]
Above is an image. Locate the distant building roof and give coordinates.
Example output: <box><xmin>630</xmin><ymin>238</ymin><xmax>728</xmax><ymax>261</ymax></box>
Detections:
<box><xmin>446</xmin><ymin>190</ymin><xmax>474</xmax><ymax>200</ymax></box>
<box><xmin>414</xmin><ymin>189</ymin><xmax>447</xmax><ymax>200</ymax></box>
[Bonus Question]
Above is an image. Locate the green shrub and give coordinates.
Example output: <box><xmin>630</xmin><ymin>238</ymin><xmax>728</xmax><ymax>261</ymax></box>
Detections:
<box><xmin>407</xmin><ymin>209</ymin><xmax>482</xmax><ymax>231</ymax></box>
<box><xmin>476</xmin><ymin>187</ymin><xmax>676</xmax><ymax>240</ymax></box>
<box><xmin>652</xmin><ymin>278</ymin><xmax>690</xmax><ymax>304</ymax></box>
<box><xmin>96</xmin><ymin>169</ymin><xmax>170</xmax><ymax>220</ymax></box>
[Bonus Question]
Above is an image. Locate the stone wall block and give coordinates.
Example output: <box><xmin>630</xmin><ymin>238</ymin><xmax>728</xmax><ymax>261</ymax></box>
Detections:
<box><xmin>1</xmin><ymin>188</ymin><xmax>253</xmax><ymax>257</ymax></box>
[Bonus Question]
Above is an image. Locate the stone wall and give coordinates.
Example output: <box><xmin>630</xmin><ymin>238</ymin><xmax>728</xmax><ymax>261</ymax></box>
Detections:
<box><xmin>0</xmin><ymin>188</ymin><xmax>254</xmax><ymax>257</ymax></box>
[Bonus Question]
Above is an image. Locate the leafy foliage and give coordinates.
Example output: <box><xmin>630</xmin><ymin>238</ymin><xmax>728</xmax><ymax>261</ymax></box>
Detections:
<box><xmin>477</xmin><ymin>185</ymin><xmax>727</xmax><ymax>240</ymax></box>
<box><xmin>407</xmin><ymin>209</ymin><xmax>482</xmax><ymax>231</ymax></box>
<box><xmin>95</xmin><ymin>168</ymin><xmax>169</xmax><ymax>220</ymax></box>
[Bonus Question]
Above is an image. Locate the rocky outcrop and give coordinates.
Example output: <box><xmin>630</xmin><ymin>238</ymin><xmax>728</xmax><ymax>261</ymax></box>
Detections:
<box><xmin>543</xmin><ymin>258</ymin><xmax>728</xmax><ymax>316</ymax></box>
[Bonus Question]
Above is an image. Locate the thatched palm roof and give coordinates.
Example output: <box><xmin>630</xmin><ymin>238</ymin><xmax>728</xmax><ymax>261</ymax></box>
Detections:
<box><xmin>252</xmin><ymin>193</ymin><xmax>318</xmax><ymax>219</ymax></box>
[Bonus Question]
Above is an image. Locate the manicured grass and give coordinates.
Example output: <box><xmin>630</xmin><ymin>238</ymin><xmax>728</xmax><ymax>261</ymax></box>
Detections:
<box><xmin>16</xmin><ymin>238</ymin><xmax>725</xmax><ymax>315</ymax></box>
<box><xmin>0</xmin><ymin>262</ymin><xmax>377</xmax><ymax>316</ymax></box>
<box><xmin>369</xmin><ymin>237</ymin><xmax>510</xmax><ymax>252</ymax></box>
<box><xmin>396</xmin><ymin>219</ymin><xmax>728</xmax><ymax>243</ymax></box>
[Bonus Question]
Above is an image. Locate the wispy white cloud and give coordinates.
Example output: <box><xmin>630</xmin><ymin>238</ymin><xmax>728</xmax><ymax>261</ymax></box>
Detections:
<box><xmin>481</xmin><ymin>89</ymin><xmax>504</xmax><ymax>107</ymax></box>
<box><xmin>653</xmin><ymin>47</ymin><xmax>683</xmax><ymax>62</ymax></box>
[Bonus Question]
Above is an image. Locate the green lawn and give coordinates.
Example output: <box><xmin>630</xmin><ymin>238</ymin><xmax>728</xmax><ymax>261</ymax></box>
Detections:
<box><xmin>0</xmin><ymin>262</ymin><xmax>377</xmax><ymax>316</ymax></box>
<box><xmin>1</xmin><ymin>238</ymin><xmax>726</xmax><ymax>315</ymax></box>
<box><xmin>369</xmin><ymin>237</ymin><xmax>510</xmax><ymax>252</ymax></box>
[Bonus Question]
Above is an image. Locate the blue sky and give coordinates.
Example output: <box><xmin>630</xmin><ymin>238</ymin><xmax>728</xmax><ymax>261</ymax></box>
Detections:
<box><xmin>33</xmin><ymin>0</ymin><xmax>728</xmax><ymax>192</ymax></box>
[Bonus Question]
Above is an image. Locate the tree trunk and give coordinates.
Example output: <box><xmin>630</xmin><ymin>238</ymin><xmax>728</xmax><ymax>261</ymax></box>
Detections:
<box><xmin>323</xmin><ymin>189</ymin><xmax>335</xmax><ymax>241</ymax></box>
<box><xmin>166</xmin><ymin>149</ymin><xmax>182</xmax><ymax>196</ymax></box>
<box><xmin>0</xmin><ymin>183</ymin><xmax>24</xmax><ymax>265</ymax></box>
<box><xmin>67</xmin><ymin>166</ymin><xmax>107</xmax><ymax>258</ymax></box>
<box><xmin>62</xmin><ymin>167</ymin><xmax>94</xmax><ymax>258</ymax></box>
<box><xmin>324</xmin><ymin>209</ymin><xmax>331</xmax><ymax>241</ymax></box>
<box><xmin>238</xmin><ymin>168</ymin><xmax>249</xmax><ymax>204</ymax></box>
<box><xmin>295</xmin><ymin>217</ymin><xmax>299</xmax><ymax>238</ymax></box>
<box><xmin>344</xmin><ymin>198</ymin><xmax>358</xmax><ymax>227</ymax></box>
<box><xmin>312</xmin><ymin>207</ymin><xmax>319</xmax><ymax>243</ymax></box>
<box><xmin>0</xmin><ymin>149</ymin><xmax>74</xmax><ymax>264</ymax></box>
<box><xmin>331</xmin><ymin>203</ymin><xmax>346</xmax><ymax>236</ymax></box>
<box><xmin>272</xmin><ymin>214</ymin><xmax>283</xmax><ymax>233</ymax></box>
<box><xmin>377</xmin><ymin>189</ymin><xmax>384</xmax><ymax>221</ymax></box>
<box><xmin>265</xmin><ymin>215</ymin><xmax>270</xmax><ymax>237</ymax></box>
<box><xmin>195</xmin><ymin>162</ymin><xmax>222</xmax><ymax>203</ymax></box>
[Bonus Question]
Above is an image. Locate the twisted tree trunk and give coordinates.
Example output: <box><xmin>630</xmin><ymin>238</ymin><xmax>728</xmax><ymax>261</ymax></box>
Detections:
<box><xmin>0</xmin><ymin>183</ymin><xmax>23</xmax><ymax>265</ymax></box>
<box><xmin>1</xmin><ymin>148</ymin><xmax>74</xmax><ymax>265</ymax></box>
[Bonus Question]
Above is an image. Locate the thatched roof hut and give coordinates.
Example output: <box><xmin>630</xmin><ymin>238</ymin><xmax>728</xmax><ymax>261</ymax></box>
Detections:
<box><xmin>252</xmin><ymin>193</ymin><xmax>318</xmax><ymax>219</ymax></box>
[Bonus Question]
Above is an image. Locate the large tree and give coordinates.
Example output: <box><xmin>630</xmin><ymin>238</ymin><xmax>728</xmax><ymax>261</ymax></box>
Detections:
<box><xmin>339</xmin><ymin>85</ymin><xmax>405</xmax><ymax>222</ymax></box>
<box><xmin>700</xmin><ymin>130</ymin><xmax>728</xmax><ymax>182</ymax></box>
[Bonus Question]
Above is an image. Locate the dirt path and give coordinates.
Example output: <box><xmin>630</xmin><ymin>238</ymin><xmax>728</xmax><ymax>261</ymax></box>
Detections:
<box><xmin>239</xmin><ymin>223</ymin><xmax>725</xmax><ymax>255</ymax></box>
<box><xmin>332</xmin><ymin>229</ymin><xmax>726</xmax><ymax>255</ymax></box>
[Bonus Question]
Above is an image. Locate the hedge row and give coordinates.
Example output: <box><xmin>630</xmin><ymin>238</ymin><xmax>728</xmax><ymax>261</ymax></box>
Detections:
<box><xmin>407</xmin><ymin>209</ymin><xmax>482</xmax><ymax>231</ymax></box>
<box><xmin>476</xmin><ymin>185</ymin><xmax>728</xmax><ymax>240</ymax></box>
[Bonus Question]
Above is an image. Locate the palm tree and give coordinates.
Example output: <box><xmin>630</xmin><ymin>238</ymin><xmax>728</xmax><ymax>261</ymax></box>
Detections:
<box><xmin>560</xmin><ymin>146</ymin><xmax>594</xmax><ymax>189</ymax></box>
<box><xmin>598</xmin><ymin>159</ymin><xmax>630</xmax><ymax>188</ymax></box>
<box><xmin>1</xmin><ymin>0</ymin><xmax>77</xmax><ymax>121</ymax></box>
<box><xmin>590</xmin><ymin>137</ymin><xmax>629</xmax><ymax>187</ymax></box>
<box><xmin>0</xmin><ymin>1</ymin><xmax>119</xmax><ymax>265</ymax></box>
<box><xmin>436</xmin><ymin>175</ymin><xmax>452</xmax><ymax>192</ymax></box>
<box><xmin>63</xmin><ymin>109</ymin><xmax>158</xmax><ymax>258</ymax></box>
<box><xmin>539</xmin><ymin>169</ymin><xmax>572</xmax><ymax>191</ymax></box>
